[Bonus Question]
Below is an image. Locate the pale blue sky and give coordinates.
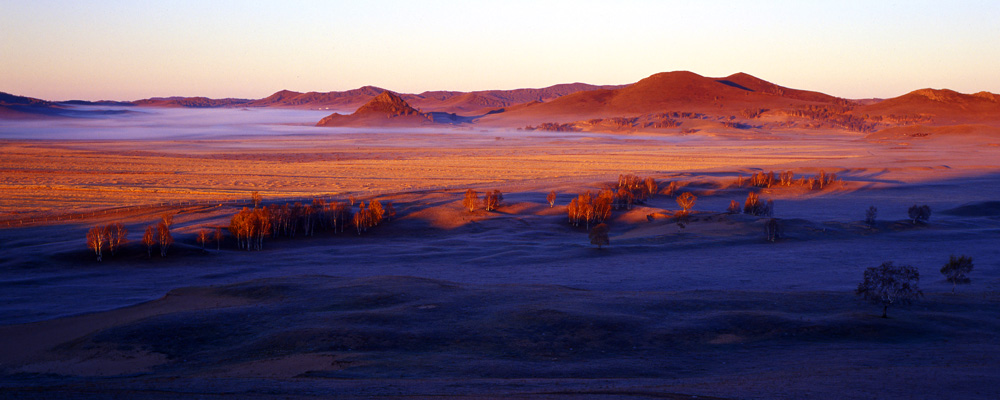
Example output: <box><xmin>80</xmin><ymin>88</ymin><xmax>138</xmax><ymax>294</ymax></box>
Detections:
<box><xmin>2</xmin><ymin>0</ymin><xmax>998</xmax><ymax>100</ymax></box>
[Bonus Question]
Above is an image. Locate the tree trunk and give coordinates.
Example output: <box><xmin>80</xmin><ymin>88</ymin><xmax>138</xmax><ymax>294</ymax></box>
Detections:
<box><xmin>881</xmin><ymin>305</ymin><xmax>888</xmax><ymax>318</ymax></box>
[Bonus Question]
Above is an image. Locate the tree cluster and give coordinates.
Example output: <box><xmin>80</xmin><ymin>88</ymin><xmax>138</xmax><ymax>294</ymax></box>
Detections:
<box><xmin>140</xmin><ymin>214</ymin><xmax>173</xmax><ymax>258</ymax></box>
<box><xmin>463</xmin><ymin>189</ymin><xmax>504</xmax><ymax>213</ymax></box>
<box><xmin>741</xmin><ymin>192</ymin><xmax>774</xmax><ymax>217</ymax></box>
<box><xmin>611</xmin><ymin>174</ymin><xmax>658</xmax><ymax>210</ymax></box>
<box><xmin>86</xmin><ymin>222</ymin><xmax>129</xmax><ymax>262</ymax></box>
<box><xmin>567</xmin><ymin>190</ymin><xmax>613</xmax><ymax>229</ymax></box>
<box><xmin>738</xmin><ymin>170</ymin><xmax>839</xmax><ymax>190</ymax></box>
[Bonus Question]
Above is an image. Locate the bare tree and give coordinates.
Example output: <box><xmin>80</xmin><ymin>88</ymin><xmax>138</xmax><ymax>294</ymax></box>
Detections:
<box><xmin>143</xmin><ymin>225</ymin><xmax>155</xmax><ymax>258</ymax></box>
<box><xmin>160</xmin><ymin>213</ymin><xmax>173</xmax><ymax>229</ymax></box>
<box><xmin>865</xmin><ymin>206</ymin><xmax>877</xmax><ymax>229</ymax></box>
<box><xmin>463</xmin><ymin>189</ymin><xmax>478</xmax><ymax>212</ymax></box>
<box><xmin>214</xmin><ymin>226</ymin><xmax>223</xmax><ymax>250</ymax></box>
<box><xmin>589</xmin><ymin>223</ymin><xmax>609</xmax><ymax>249</ymax></box>
<box><xmin>107</xmin><ymin>222</ymin><xmax>127</xmax><ymax>256</ymax></box>
<box><xmin>251</xmin><ymin>191</ymin><xmax>263</xmax><ymax>209</ymax></box>
<box><xmin>856</xmin><ymin>261</ymin><xmax>922</xmax><ymax>318</ymax></box>
<box><xmin>157</xmin><ymin>221</ymin><xmax>173</xmax><ymax>257</ymax></box>
<box><xmin>197</xmin><ymin>229</ymin><xmax>210</xmax><ymax>252</ymax></box>
<box><xmin>86</xmin><ymin>225</ymin><xmax>106</xmax><ymax>262</ymax></box>
<box><xmin>941</xmin><ymin>255</ymin><xmax>973</xmax><ymax>293</ymax></box>
<box><xmin>676</xmin><ymin>192</ymin><xmax>696</xmax><ymax>215</ymax></box>
<box><xmin>546</xmin><ymin>190</ymin><xmax>557</xmax><ymax>208</ymax></box>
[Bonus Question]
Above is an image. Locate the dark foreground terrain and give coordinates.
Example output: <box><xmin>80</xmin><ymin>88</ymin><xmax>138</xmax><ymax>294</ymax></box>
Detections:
<box><xmin>2</xmin><ymin>275</ymin><xmax>999</xmax><ymax>399</ymax></box>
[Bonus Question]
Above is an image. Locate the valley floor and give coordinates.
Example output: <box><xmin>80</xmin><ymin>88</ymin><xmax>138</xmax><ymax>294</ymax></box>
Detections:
<box><xmin>1</xmin><ymin>121</ymin><xmax>999</xmax><ymax>399</ymax></box>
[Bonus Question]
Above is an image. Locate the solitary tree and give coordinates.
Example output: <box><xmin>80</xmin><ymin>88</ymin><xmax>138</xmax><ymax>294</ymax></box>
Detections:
<box><xmin>463</xmin><ymin>189</ymin><xmax>479</xmax><ymax>212</ymax></box>
<box><xmin>865</xmin><ymin>206</ymin><xmax>878</xmax><ymax>229</ymax></box>
<box><xmin>908</xmin><ymin>205</ymin><xmax>931</xmax><ymax>224</ymax></box>
<box><xmin>856</xmin><ymin>261</ymin><xmax>922</xmax><ymax>318</ymax></box>
<box><xmin>676</xmin><ymin>192</ymin><xmax>697</xmax><ymax>215</ymax></box>
<box><xmin>940</xmin><ymin>255</ymin><xmax>973</xmax><ymax>293</ymax></box>
<box><xmin>197</xmin><ymin>229</ymin><xmax>210</xmax><ymax>252</ymax></box>
<box><xmin>86</xmin><ymin>225</ymin><xmax>106</xmax><ymax>262</ymax></box>
<box><xmin>589</xmin><ymin>223</ymin><xmax>610</xmax><ymax>249</ymax></box>
<box><xmin>546</xmin><ymin>190</ymin><xmax>557</xmax><ymax>208</ymax></box>
<box><xmin>142</xmin><ymin>225</ymin><xmax>156</xmax><ymax>258</ymax></box>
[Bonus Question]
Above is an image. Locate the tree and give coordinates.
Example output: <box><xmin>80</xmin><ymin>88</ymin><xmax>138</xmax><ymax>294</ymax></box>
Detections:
<box><xmin>589</xmin><ymin>223</ymin><xmax>609</xmax><ymax>249</ymax></box>
<box><xmin>86</xmin><ymin>225</ymin><xmax>106</xmax><ymax>262</ymax></box>
<box><xmin>107</xmin><ymin>222</ymin><xmax>127</xmax><ymax>256</ymax></box>
<box><xmin>908</xmin><ymin>205</ymin><xmax>931</xmax><ymax>224</ymax></box>
<box><xmin>483</xmin><ymin>190</ymin><xmax>503</xmax><ymax>211</ymax></box>
<box><xmin>197</xmin><ymin>229</ymin><xmax>210</xmax><ymax>252</ymax></box>
<box><xmin>744</xmin><ymin>192</ymin><xmax>770</xmax><ymax>216</ymax></box>
<box><xmin>865</xmin><ymin>206</ymin><xmax>877</xmax><ymax>229</ymax></box>
<box><xmin>765</xmin><ymin>218</ymin><xmax>780</xmax><ymax>242</ymax></box>
<box><xmin>142</xmin><ymin>225</ymin><xmax>156</xmax><ymax>258</ymax></box>
<box><xmin>546</xmin><ymin>190</ymin><xmax>557</xmax><ymax>208</ymax></box>
<box><xmin>369</xmin><ymin>199</ymin><xmax>385</xmax><ymax>225</ymax></box>
<box><xmin>676</xmin><ymin>192</ymin><xmax>696</xmax><ymax>215</ymax></box>
<box><xmin>157</xmin><ymin>221</ymin><xmax>173</xmax><ymax>257</ymax></box>
<box><xmin>727</xmin><ymin>200</ymin><xmax>740</xmax><ymax>214</ymax></box>
<box><xmin>856</xmin><ymin>261</ymin><xmax>922</xmax><ymax>318</ymax></box>
<box><xmin>940</xmin><ymin>255</ymin><xmax>973</xmax><ymax>293</ymax></box>
<box><xmin>160</xmin><ymin>213</ymin><xmax>173</xmax><ymax>229</ymax></box>
<box><xmin>214</xmin><ymin>226</ymin><xmax>223</xmax><ymax>250</ymax></box>
<box><xmin>644</xmin><ymin>177</ymin><xmax>658</xmax><ymax>200</ymax></box>
<box><xmin>251</xmin><ymin>191</ymin><xmax>263</xmax><ymax>209</ymax></box>
<box><xmin>463</xmin><ymin>189</ymin><xmax>478</xmax><ymax>212</ymax></box>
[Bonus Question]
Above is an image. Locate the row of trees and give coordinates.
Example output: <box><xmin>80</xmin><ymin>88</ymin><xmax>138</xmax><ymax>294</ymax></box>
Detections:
<box><xmin>737</xmin><ymin>170</ymin><xmax>839</xmax><ymax>190</ymax></box>
<box><xmin>228</xmin><ymin>197</ymin><xmax>395</xmax><ymax>251</ymax></box>
<box><xmin>86</xmin><ymin>215</ymin><xmax>174</xmax><ymax>261</ymax></box>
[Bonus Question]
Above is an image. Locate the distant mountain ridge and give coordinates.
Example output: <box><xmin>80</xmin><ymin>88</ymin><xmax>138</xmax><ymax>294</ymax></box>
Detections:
<box><xmin>6</xmin><ymin>72</ymin><xmax>1000</xmax><ymax>131</ymax></box>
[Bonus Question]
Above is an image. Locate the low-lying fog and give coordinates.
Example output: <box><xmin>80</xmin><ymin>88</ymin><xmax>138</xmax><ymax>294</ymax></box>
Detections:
<box><xmin>0</xmin><ymin>106</ymin><xmax>342</xmax><ymax>140</ymax></box>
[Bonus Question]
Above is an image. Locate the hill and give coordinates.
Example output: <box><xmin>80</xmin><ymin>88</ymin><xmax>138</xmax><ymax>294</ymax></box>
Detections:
<box><xmin>479</xmin><ymin>71</ymin><xmax>850</xmax><ymax>125</ymax></box>
<box><xmin>316</xmin><ymin>91</ymin><xmax>432</xmax><ymax>127</ymax></box>
<box><xmin>857</xmin><ymin>88</ymin><xmax>1000</xmax><ymax>124</ymax></box>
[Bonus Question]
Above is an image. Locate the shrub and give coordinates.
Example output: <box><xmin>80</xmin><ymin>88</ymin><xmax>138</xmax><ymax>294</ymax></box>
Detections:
<box><xmin>727</xmin><ymin>200</ymin><xmax>740</xmax><ymax>214</ymax></box>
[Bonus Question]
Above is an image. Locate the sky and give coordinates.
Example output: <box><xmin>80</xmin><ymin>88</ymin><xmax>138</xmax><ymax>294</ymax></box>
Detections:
<box><xmin>2</xmin><ymin>0</ymin><xmax>999</xmax><ymax>101</ymax></box>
